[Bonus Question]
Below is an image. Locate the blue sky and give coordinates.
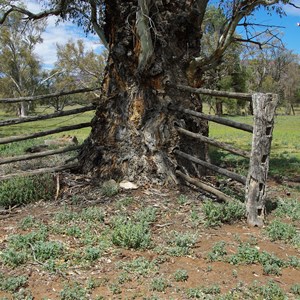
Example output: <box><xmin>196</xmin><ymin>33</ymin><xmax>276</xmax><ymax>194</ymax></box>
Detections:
<box><xmin>26</xmin><ymin>0</ymin><xmax>300</xmax><ymax>68</ymax></box>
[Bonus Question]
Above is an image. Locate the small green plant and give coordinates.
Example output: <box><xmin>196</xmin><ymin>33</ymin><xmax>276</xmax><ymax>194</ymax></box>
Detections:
<box><xmin>202</xmin><ymin>200</ymin><xmax>245</xmax><ymax>227</ymax></box>
<box><xmin>290</xmin><ymin>283</ymin><xmax>300</xmax><ymax>296</ymax></box>
<box><xmin>109</xmin><ymin>283</ymin><xmax>121</xmax><ymax>295</ymax></box>
<box><xmin>274</xmin><ymin>198</ymin><xmax>300</xmax><ymax>221</ymax></box>
<box><xmin>60</xmin><ymin>282</ymin><xmax>87</xmax><ymax>300</ymax></box>
<box><xmin>19</xmin><ymin>216</ymin><xmax>37</xmax><ymax>230</ymax></box>
<box><xmin>228</xmin><ymin>243</ymin><xmax>260</xmax><ymax>265</ymax></box>
<box><xmin>207</xmin><ymin>241</ymin><xmax>227</xmax><ymax>262</ymax></box>
<box><xmin>0</xmin><ymin>249</ymin><xmax>27</xmax><ymax>267</ymax></box>
<box><xmin>263</xmin><ymin>263</ymin><xmax>282</xmax><ymax>276</ymax></box>
<box><xmin>150</xmin><ymin>277</ymin><xmax>169</xmax><ymax>292</ymax></box>
<box><xmin>174</xmin><ymin>269</ymin><xmax>189</xmax><ymax>282</ymax></box>
<box><xmin>111</xmin><ymin>216</ymin><xmax>151</xmax><ymax>249</ymax></box>
<box><xmin>101</xmin><ymin>180</ymin><xmax>119</xmax><ymax>197</ymax></box>
<box><xmin>116</xmin><ymin>197</ymin><xmax>134</xmax><ymax>208</ymax></box>
<box><xmin>0</xmin><ymin>174</ymin><xmax>55</xmax><ymax>207</ymax></box>
<box><xmin>79</xmin><ymin>207</ymin><xmax>105</xmax><ymax>223</ymax></box>
<box><xmin>134</xmin><ymin>206</ymin><xmax>157</xmax><ymax>224</ymax></box>
<box><xmin>202</xmin><ymin>284</ymin><xmax>221</xmax><ymax>295</ymax></box>
<box><xmin>33</xmin><ymin>241</ymin><xmax>64</xmax><ymax>262</ymax></box>
<box><xmin>177</xmin><ymin>194</ymin><xmax>188</xmax><ymax>205</ymax></box>
<box><xmin>250</xmin><ymin>280</ymin><xmax>286</xmax><ymax>300</ymax></box>
<box><xmin>83</xmin><ymin>247</ymin><xmax>101</xmax><ymax>262</ymax></box>
<box><xmin>265</xmin><ymin>219</ymin><xmax>298</xmax><ymax>244</ymax></box>
<box><xmin>0</xmin><ymin>273</ymin><xmax>28</xmax><ymax>292</ymax></box>
<box><xmin>167</xmin><ymin>231</ymin><xmax>197</xmax><ymax>256</ymax></box>
<box><xmin>117</xmin><ymin>257</ymin><xmax>157</xmax><ymax>277</ymax></box>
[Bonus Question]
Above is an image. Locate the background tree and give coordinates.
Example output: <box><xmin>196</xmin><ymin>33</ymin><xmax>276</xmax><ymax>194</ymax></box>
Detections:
<box><xmin>0</xmin><ymin>11</ymin><xmax>45</xmax><ymax>116</ymax></box>
<box><xmin>41</xmin><ymin>39</ymin><xmax>106</xmax><ymax>112</ymax></box>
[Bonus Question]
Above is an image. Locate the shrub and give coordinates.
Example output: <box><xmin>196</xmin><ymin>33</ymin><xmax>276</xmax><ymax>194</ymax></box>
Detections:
<box><xmin>202</xmin><ymin>200</ymin><xmax>245</xmax><ymax>227</ymax></box>
<box><xmin>112</xmin><ymin>216</ymin><xmax>151</xmax><ymax>249</ymax></box>
<box><xmin>0</xmin><ymin>174</ymin><xmax>55</xmax><ymax>207</ymax></box>
<box><xmin>265</xmin><ymin>219</ymin><xmax>298</xmax><ymax>244</ymax></box>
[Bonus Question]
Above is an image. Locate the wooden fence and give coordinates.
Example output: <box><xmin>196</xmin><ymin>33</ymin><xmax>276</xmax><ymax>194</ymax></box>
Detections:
<box><xmin>0</xmin><ymin>87</ymin><xmax>99</xmax><ymax>180</ymax></box>
<box><xmin>0</xmin><ymin>84</ymin><xmax>278</xmax><ymax>225</ymax></box>
<box><xmin>169</xmin><ymin>84</ymin><xmax>278</xmax><ymax>226</ymax></box>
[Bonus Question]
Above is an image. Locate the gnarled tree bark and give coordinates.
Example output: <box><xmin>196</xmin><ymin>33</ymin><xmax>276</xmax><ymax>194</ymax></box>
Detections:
<box><xmin>78</xmin><ymin>0</ymin><xmax>208</xmax><ymax>184</ymax></box>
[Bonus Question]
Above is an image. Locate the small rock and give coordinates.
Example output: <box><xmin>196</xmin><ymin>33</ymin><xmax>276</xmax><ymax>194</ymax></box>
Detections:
<box><xmin>119</xmin><ymin>181</ymin><xmax>138</xmax><ymax>190</ymax></box>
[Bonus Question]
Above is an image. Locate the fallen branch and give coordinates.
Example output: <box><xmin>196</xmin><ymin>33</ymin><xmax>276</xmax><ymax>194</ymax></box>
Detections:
<box><xmin>175</xmin><ymin>150</ymin><xmax>246</xmax><ymax>184</ymax></box>
<box><xmin>176</xmin><ymin>170</ymin><xmax>234</xmax><ymax>202</ymax></box>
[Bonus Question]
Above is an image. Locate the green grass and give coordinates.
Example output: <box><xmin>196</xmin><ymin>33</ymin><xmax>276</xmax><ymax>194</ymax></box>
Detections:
<box><xmin>209</xmin><ymin>115</ymin><xmax>300</xmax><ymax>178</ymax></box>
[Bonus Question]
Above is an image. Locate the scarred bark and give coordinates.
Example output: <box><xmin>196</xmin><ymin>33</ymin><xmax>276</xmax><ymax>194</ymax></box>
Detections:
<box><xmin>79</xmin><ymin>0</ymin><xmax>208</xmax><ymax>184</ymax></box>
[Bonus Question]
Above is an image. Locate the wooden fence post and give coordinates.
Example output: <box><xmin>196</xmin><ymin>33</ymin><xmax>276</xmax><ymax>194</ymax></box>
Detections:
<box><xmin>245</xmin><ymin>93</ymin><xmax>279</xmax><ymax>226</ymax></box>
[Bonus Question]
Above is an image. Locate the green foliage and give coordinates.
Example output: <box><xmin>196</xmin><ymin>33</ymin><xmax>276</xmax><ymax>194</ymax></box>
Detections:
<box><xmin>174</xmin><ymin>269</ymin><xmax>189</xmax><ymax>282</ymax></box>
<box><xmin>228</xmin><ymin>243</ymin><xmax>260</xmax><ymax>265</ymax></box>
<box><xmin>250</xmin><ymin>280</ymin><xmax>286</xmax><ymax>300</ymax></box>
<box><xmin>166</xmin><ymin>231</ymin><xmax>197</xmax><ymax>256</ymax></box>
<box><xmin>117</xmin><ymin>257</ymin><xmax>157</xmax><ymax>277</ymax></box>
<box><xmin>0</xmin><ymin>174</ymin><xmax>56</xmax><ymax>207</ymax></box>
<box><xmin>207</xmin><ymin>241</ymin><xmax>227</xmax><ymax>262</ymax></box>
<box><xmin>265</xmin><ymin>219</ymin><xmax>298</xmax><ymax>244</ymax></box>
<box><xmin>83</xmin><ymin>247</ymin><xmax>101</xmax><ymax>262</ymax></box>
<box><xmin>101</xmin><ymin>180</ymin><xmax>119</xmax><ymax>197</ymax></box>
<box><xmin>290</xmin><ymin>283</ymin><xmax>300</xmax><ymax>296</ymax></box>
<box><xmin>0</xmin><ymin>273</ymin><xmax>28</xmax><ymax>292</ymax></box>
<box><xmin>134</xmin><ymin>206</ymin><xmax>157</xmax><ymax>224</ymax></box>
<box><xmin>150</xmin><ymin>277</ymin><xmax>169</xmax><ymax>292</ymax></box>
<box><xmin>60</xmin><ymin>282</ymin><xmax>87</xmax><ymax>300</ymax></box>
<box><xmin>111</xmin><ymin>216</ymin><xmax>151</xmax><ymax>249</ymax></box>
<box><xmin>202</xmin><ymin>200</ymin><xmax>245</xmax><ymax>227</ymax></box>
<box><xmin>33</xmin><ymin>241</ymin><xmax>64</xmax><ymax>262</ymax></box>
<box><xmin>0</xmin><ymin>249</ymin><xmax>27</xmax><ymax>267</ymax></box>
<box><xmin>19</xmin><ymin>216</ymin><xmax>38</xmax><ymax>230</ymax></box>
<box><xmin>274</xmin><ymin>198</ymin><xmax>300</xmax><ymax>221</ymax></box>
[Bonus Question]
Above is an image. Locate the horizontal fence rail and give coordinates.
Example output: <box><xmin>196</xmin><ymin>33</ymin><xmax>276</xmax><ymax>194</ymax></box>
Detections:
<box><xmin>0</xmin><ymin>105</ymin><xmax>96</xmax><ymax>127</ymax></box>
<box><xmin>0</xmin><ymin>163</ymin><xmax>79</xmax><ymax>181</ymax></box>
<box><xmin>0</xmin><ymin>87</ymin><xmax>101</xmax><ymax>103</ymax></box>
<box><xmin>0</xmin><ymin>145</ymin><xmax>81</xmax><ymax>165</ymax></box>
<box><xmin>175</xmin><ymin>126</ymin><xmax>250</xmax><ymax>158</ymax></box>
<box><xmin>168</xmin><ymin>83</ymin><xmax>252</xmax><ymax>101</ymax></box>
<box><xmin>170</xmin><ymin>105</ymin><xmax>253</xmax><ymax>133</ymax></box>
<box><xmin>0</xmin><ymin>122</ymin><xmax>91</xmax><ymax>145</ymax></box>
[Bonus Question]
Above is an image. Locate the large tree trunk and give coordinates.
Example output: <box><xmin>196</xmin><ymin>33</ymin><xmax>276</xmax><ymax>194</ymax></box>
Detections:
<box><xmin>79</xmin><ymin>0</ymin><xmax>208</xmax><ymax>185</ymax></box>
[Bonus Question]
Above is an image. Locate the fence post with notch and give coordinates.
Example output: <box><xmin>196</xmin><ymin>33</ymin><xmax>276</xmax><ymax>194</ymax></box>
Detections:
<box><xmin>245</xmin><ymin>93</ymin><xmax>279</xmax><ymax>226</ymax></box>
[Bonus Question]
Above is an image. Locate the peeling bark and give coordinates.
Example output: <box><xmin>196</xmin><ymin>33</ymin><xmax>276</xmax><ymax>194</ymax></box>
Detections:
<box><xmin>79</xmin><ymin>0</ymin><xmax>208</xmax><ymax>184</ymax></box>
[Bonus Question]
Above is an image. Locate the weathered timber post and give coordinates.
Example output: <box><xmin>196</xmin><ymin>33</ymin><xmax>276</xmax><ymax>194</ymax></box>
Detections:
<box><xmin>245</xmin><ymin>93</ymin><xmax>279</xmax><ymax>226</ymax></box>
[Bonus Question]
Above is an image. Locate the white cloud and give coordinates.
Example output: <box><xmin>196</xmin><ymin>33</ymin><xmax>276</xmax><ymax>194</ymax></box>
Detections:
<box><xmin>25</xmin><ymin>1</ymin><xmax>103</xmax><ymax>69</ymax></box>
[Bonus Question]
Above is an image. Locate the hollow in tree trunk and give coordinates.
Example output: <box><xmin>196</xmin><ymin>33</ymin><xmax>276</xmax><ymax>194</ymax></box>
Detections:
<box><xmin>79</xmin><ymin>0</ymin><xmax>209</xmax><ymax>185</ymax></box>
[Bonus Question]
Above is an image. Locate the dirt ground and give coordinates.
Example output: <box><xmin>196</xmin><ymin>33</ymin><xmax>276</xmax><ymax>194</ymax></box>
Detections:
<box><xmin>0</xmin><ymin>174</ymin><xmax>299</xmax><ymax>299</ymax></box>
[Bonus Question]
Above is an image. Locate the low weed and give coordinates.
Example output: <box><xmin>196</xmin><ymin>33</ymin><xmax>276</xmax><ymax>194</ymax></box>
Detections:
<box><xmin>0</xmin><ymin>273</ymin><xmax>28</xmax><ymax>292</ymax></box>
<box><xmin>0</xmin><ymin>174</ymin><xmax>55</xmax><ymax>207</ymax></box>
<box><xmin>60</xmin><ymin>282</ymin><xmax>87</xmax><ymax>300</ymax></box>
<box><xmin>274</xmin><ymin>198</ymin><xmax>300</xmax><ymax>221</ymax></box>
<box><xmin>290</xmin><ymin>283</ymin><xmax>300</xmax><ymax>296</ymax></box>
<box><xmin>150</xmin><ymin>277</ymin><xmax>169</xmax><ymax>292</ymax></box>
<box><xmin>33</xmin><ymin>241</ymin><xmax>64</xmax><ymax>262</ymax></box>
<box><xmin>166</xmin><ymin>231</ymin><xmax>197</xmax><ymax>256</ymax></box>
<box><xmin>111</xmin><ymin>216</ymin><xmax>151</xmax><ymax>249</ymax></box>
<box><xmin>202</xmin><ymin>200</ymin><xmax>245</xmax><ymax>227</ymax></box>
<box><xmin>174</xmin><ymin>269</ymin><xmax>189</xmax><ymax>282</ymax></box>
<box><xmin>101</xmin><ymin>180</ymin><xmax>119</xmax><ymax>197</ymax></box>
<box><xmin>19</xmin><ymin>216</ymin><xmax>38</xmax><ymax>230</ymax></box>
<box><xmin>250</xmin><ymin>280</ymin><xmax>286</xmax><ymax>300</ymax></box>
<box><xmin>207</xmin><ymin>241</ymin><xmax>227</xmax><ymax>262</ymax></box>
<box><xmin>134</xmin><ymin>206</ymin><xmax>157</xmax><ymax>224</ymax></box>
<box><xmin>117</xmin><ymin>257</ymin><xmax>157</xmax><ymax>277</ymax></box>
<box><xmin>265</xmin><ymin>219</ymin><xmax>298</xmax><ymax>245</ymax></box>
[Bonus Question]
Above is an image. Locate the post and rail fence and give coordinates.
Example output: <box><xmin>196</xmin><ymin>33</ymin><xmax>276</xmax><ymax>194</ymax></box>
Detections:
<box><xmin>0</xmin><ymin>84</ymin><xmax>278</xmax><ymax>225</ymax></box>
<box><xmin>0</xmin><ymin>87</ymin><xmax>100</xmax><ymax>180</ymax></box>
<box><xmin>168</xmin><ymin>84</ymin><xmax>278</xmax><ymax>226</ymax></box>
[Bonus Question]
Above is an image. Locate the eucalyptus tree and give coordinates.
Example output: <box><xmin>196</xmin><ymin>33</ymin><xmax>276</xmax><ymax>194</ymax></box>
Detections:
<box><xmin>0</xmin><ymin>0</ymin><xmax>298</xmax><ymax>183</ymax></box>
<box><xmin>0</xmin><ymin>11</ymin><xmax>45</xmax><ymax>116</ymax></box>
<box><xmin>44</xmin><ymin>39</ymin><xmax>106</xmax><ymax>111</ymax></box>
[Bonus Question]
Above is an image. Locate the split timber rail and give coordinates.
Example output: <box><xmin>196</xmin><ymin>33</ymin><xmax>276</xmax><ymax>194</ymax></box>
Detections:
<box><xmin>169</xmin><ymin>84</ymin><xmax>278</xmax><ymax>226</ymax></box>
<box><xmin>0</xmin><ymin>87</ymin><xmax>99</xmax><ymax>180</ymax></box>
